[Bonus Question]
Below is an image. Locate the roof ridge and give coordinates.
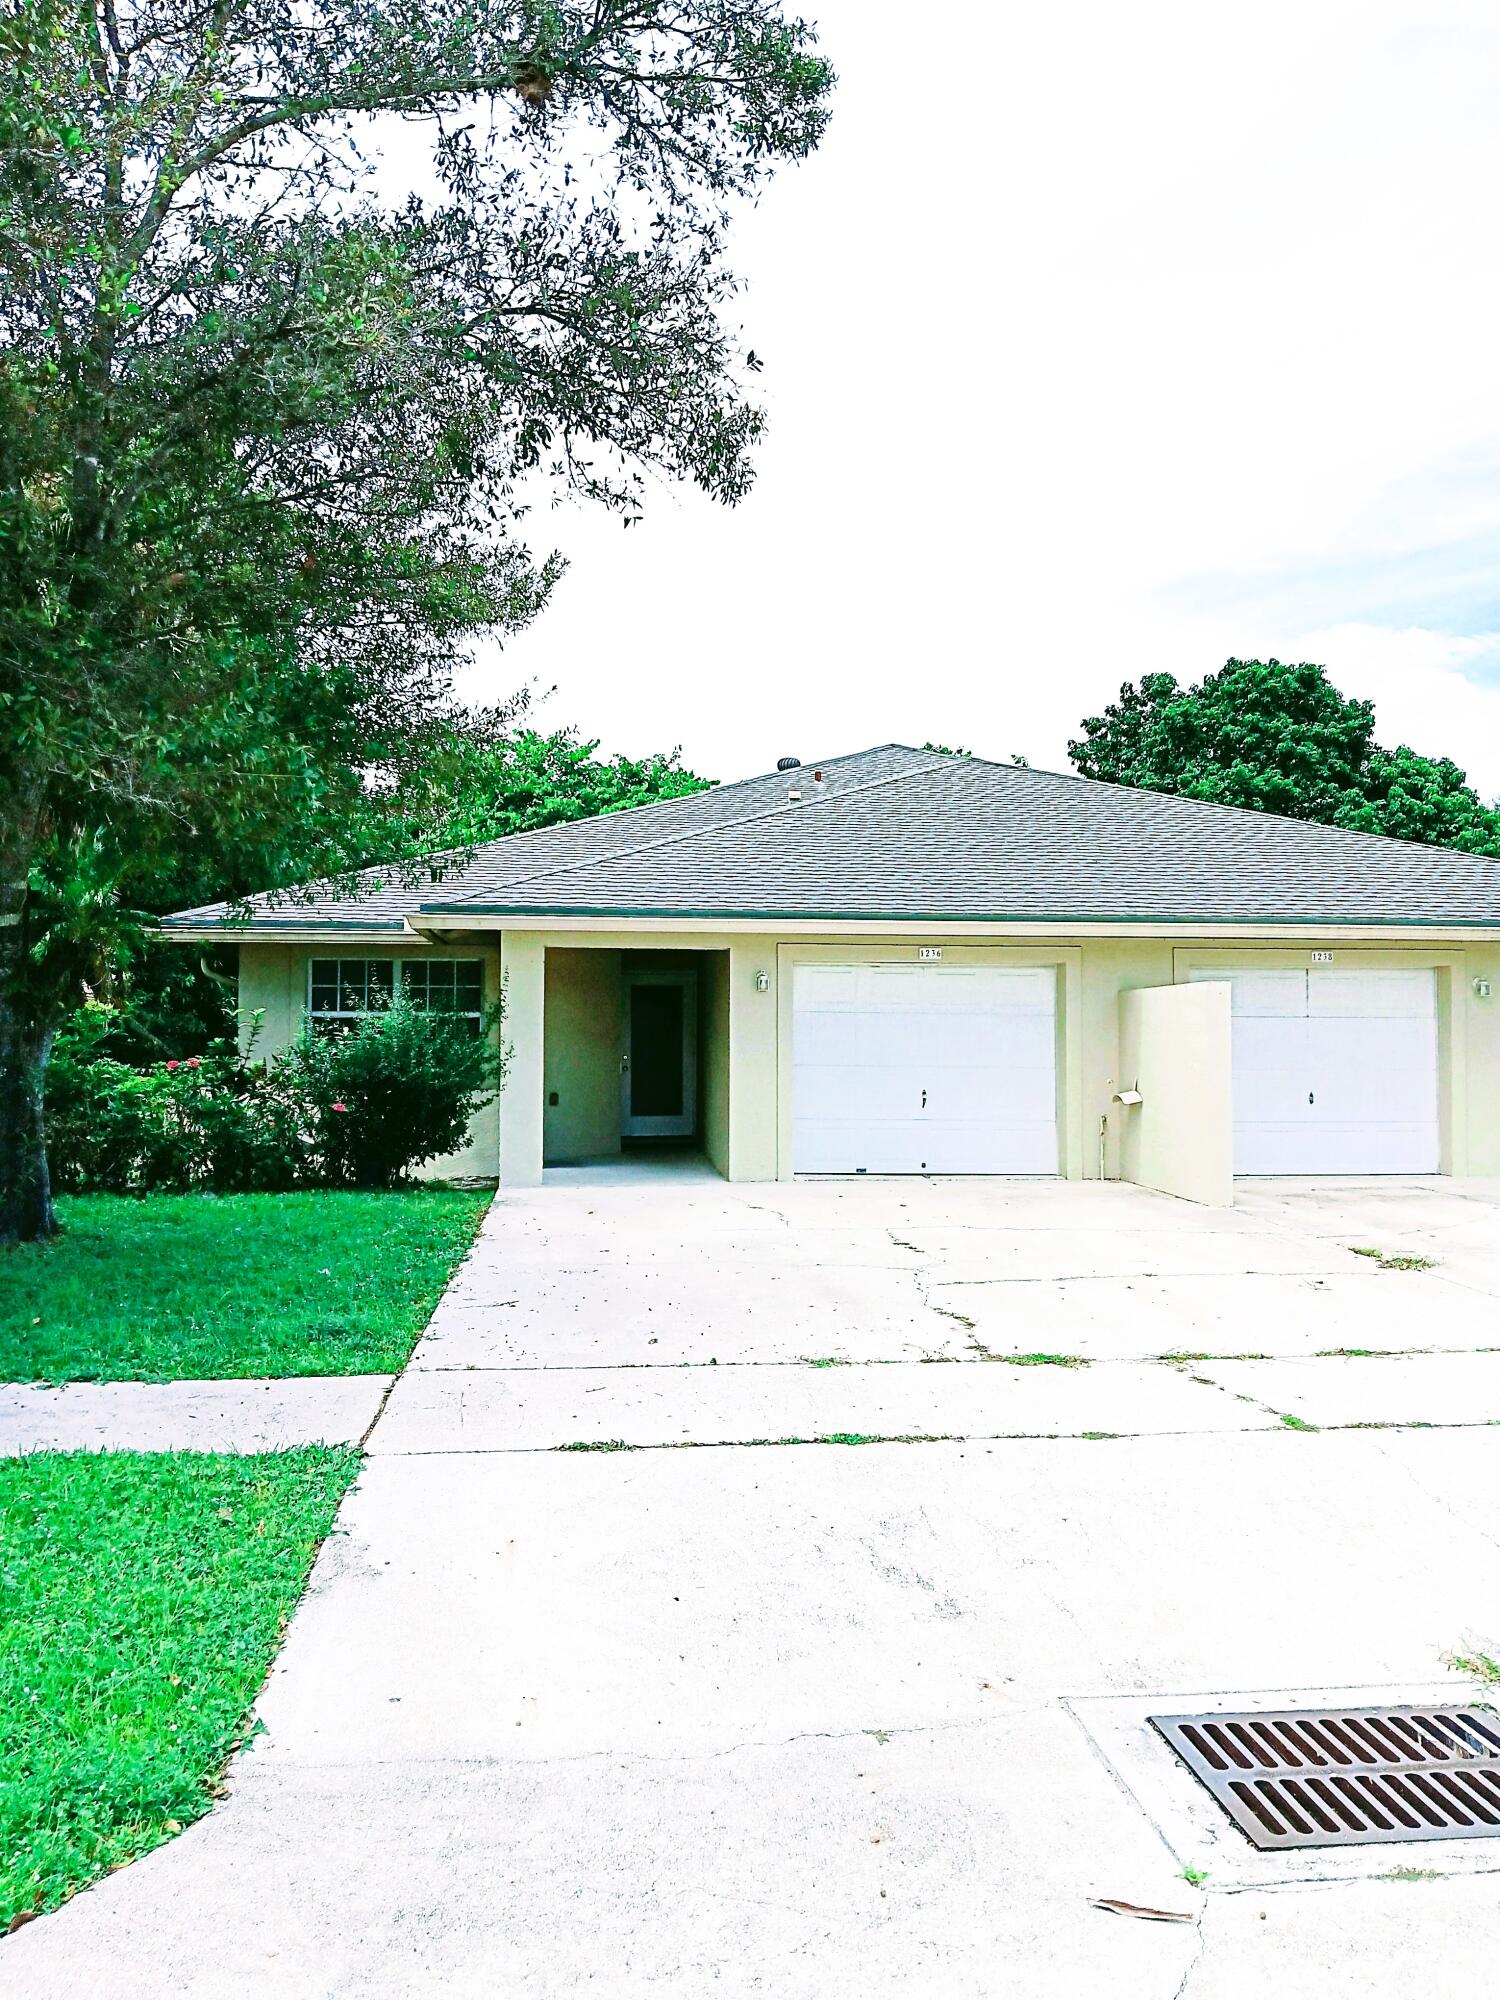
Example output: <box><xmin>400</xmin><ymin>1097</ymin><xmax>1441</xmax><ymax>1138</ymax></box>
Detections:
<box><xmin>420</xmin><ymin>749</ymin><xmax>953</xmax><ymax>908</ymax></box>
<box><xmin>169</xmin><ymin>744</ymin><xmax>922</xmax><ymax>920</ymax></box>
<box><xmin>933</xmin><ymin>748</ymin><xmax>1500</xmax><ymax>867</ymax></box>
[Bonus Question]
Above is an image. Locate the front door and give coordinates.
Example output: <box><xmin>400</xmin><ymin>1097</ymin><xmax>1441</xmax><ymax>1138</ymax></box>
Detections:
<box><xmin>621</xmin><ymin>970</ymin><xmax>698</xmax><ymax>1138</ymax></box>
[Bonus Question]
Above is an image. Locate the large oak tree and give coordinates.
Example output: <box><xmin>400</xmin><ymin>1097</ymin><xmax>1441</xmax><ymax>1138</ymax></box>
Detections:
<box><xmin>0</xmin><ymin>0</ymin><xmax>832</xmax><ymax>1239</ymax></box>
<box><xmin>1070</xmin><ymin>659</ymin><xmax>1500</xmax><ymax>854</ymax></box>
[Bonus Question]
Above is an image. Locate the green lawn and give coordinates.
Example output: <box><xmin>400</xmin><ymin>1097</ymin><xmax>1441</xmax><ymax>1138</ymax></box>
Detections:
<box><xmin>0</xmin><ymin>1447</ymin><xmax>359</xmax><ymax>1930</ymax></box>
<box><xmin>0</xmin><ymin>1190</ymin><xmax>490</xmax><ymax>1383</ymax></box>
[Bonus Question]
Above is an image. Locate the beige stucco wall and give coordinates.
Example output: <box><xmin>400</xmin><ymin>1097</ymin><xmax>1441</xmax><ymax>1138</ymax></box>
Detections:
<box><xmin>702</xmin><ymin>951</ymin><xmax>732</xmax><ymax>1176</ymax></box>
<box><xmin>1117</xmin><ymin>981</ymin><xmax>1234</xmax><ymax>1205</ymax></box>
<box><xmin>237</xmin><ymin>928</ymin><xmax>1500</xmax><ymax>1191</ymax></box>
<box><xmin>237</xmin><ymin>938</ymin><xmax>501</xmax><ymax>1179</ymax></box>
<box><xmin>543</xmin><ymin>949</ymin><xmax>621</xmax><ymax>1164</ymax></box>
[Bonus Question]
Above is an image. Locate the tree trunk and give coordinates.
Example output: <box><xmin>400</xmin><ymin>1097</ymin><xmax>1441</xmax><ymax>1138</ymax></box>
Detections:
<box><xmin>0</xmin><ymin>930</ymin><xmax>56</xmax><ymax>1244</ymax></box>
<box><xmin>0</xmin><ymin>774</ymin><xmax>55</xmax><ymax>1244</ymax></box>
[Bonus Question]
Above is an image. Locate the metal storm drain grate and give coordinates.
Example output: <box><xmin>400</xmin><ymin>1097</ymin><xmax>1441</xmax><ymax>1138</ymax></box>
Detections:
<box><xmin>1149</xmin><ymin>1706</ymin><xmax>1500</xmax><ymax>1849</ymax></box>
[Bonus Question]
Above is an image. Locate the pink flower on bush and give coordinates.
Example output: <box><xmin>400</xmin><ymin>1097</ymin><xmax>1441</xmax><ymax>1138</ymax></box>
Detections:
<box><xmin>331</xmin><ymin>1102</ymin><xmax>347</xmax><ymax>1113</ymax></box>
<box><xmin>165</xmin><ymin>1060</ymin><xmax>181</xmax><ymax>1071</ymax></box>
<box><xmin>186</xmin><ymin>1057</ymin><xmax>202</xmax><ymax>1069</ymax></box>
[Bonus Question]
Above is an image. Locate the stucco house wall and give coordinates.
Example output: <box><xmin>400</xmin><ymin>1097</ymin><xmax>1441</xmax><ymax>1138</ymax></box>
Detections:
<box><xmin>231</xmin><ymin>928</ymin><xmax>1500</xmax><ymax>1190</ymax></box>
<box><xmin>237</xmin><ymin>937</ymin><xmax>502</xmax><ymax>1180</ymax></box>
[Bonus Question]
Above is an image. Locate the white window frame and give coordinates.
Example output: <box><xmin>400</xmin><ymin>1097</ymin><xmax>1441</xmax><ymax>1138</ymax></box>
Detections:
<box><xmin>306</xmin><ymin>957</ymin><xmax>485</xmax><ymax>1034</ymax></box>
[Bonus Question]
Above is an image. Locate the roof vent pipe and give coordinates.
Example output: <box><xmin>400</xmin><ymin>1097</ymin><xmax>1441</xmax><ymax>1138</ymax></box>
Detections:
<box><xmin>776</xmin><ymin>756</ymin><xmax>801</xmax><ymax>771</ymax></box>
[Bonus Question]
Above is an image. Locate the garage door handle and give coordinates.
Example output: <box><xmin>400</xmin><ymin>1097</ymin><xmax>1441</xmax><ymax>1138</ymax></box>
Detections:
<box><xmin>921</xmin><ymin>1089</ymin><xmax>927</xmax><ymax>1108</ymax></box>
<box><xmin>1308</xmin><ymin>1091</ymin><xmax>1314</xmax><ymax>1105</ymax></box>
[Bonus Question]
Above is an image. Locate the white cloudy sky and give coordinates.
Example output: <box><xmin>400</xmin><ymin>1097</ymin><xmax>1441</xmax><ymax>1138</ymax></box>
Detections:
<box><xmin>457</xmin><ymin>0</ymin><xmax>1500</xmax><ymax>792</ymax></box>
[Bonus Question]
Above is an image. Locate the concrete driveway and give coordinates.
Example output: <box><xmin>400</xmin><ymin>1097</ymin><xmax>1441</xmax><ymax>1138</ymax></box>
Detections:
<box><xmin>10</xmin><ymin>1170</ymin><xmax>1500</xmax><ymax>1998</ymax></box>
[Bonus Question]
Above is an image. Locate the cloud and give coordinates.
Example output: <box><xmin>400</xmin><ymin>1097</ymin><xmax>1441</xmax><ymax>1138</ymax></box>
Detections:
<box><xmin>1299</xmin><ymin>624</ymin><xmax>1500</xmax><ymax>796</ymax></box>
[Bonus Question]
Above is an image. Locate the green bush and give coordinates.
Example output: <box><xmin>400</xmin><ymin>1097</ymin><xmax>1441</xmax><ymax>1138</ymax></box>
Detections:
<box><xmin>45</xmin><ymin>1009</ymin><xmax>308</xmax><ymax>1194</ymax></box>
<box><xmin>43</xmin><ymin>995</ymin><xmax>502</xmax><ymax>1194</ymax></box>
<box><xmin>281</xmin><ymin>988</ymin><xmax>505</xmax><ymax>1189</ymax></box>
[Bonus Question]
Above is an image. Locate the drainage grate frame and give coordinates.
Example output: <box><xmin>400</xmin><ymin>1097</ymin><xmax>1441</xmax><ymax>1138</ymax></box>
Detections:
<box><xmin>1149</xmin><ymin>1704</ymin><xmax>1500</xmax><ymax>1850</ymax></box>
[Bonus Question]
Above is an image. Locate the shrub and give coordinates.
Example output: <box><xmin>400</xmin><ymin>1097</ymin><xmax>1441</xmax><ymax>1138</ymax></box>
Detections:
<box><xmin>44</xmin><ymin>993</ymin><xmax>504</xmax><ymax>1195</ymax></box>
<box><xmin>279</xmin><ymin>988</ymin><xmax>505</xmax><ymax>1189</ymax></box>
<box><xmin>45</xmin><ymin>1008</ymin><xmax>309</xmax><ymax>1194</ymax></box>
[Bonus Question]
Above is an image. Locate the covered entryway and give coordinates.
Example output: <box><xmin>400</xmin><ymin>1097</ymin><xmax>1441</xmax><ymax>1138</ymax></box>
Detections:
<box><xmin>791</xmin><ymin>962</ymin><xmax>1058</xmax><ymax>1174</ymax></box>
<box><xmin>1189</xmin><ymin>966</ymin><xmax>1440</xmax><ymax>1174</ymax></box>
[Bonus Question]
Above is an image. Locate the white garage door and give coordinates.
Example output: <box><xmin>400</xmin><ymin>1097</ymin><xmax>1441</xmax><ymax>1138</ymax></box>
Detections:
<box><xmin>1188</xmin><ymin>967</ymin><xmax>1439</xmax><ymax>1174</ymax></box>
<box><xmin>792</xmin><ymin>963</ymin><xmax>1058</xmax><ymax>1174</ymax></box>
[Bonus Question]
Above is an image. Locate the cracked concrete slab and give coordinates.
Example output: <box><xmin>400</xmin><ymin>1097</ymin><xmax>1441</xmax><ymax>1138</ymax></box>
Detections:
<box><xmin>16</xmin><ymin>1172</ymin><xmax>1500</xmax><ymax>1996</ymax></box>
<box><xmin>242</xmin><ymin>1432</ymin><xmax>1500</xmax><ymax>1771</ymax></box>
<box><xmin>0</xmin><ymin>1375</ymin><xmax>390</xmax><ymax>1455</ymax></box>
<box><xmin>922</xmin><ymin>1268</ymin><xmax>1485</xmax><ymax>1363</ymax></box>
<box><xmin>372</xmin><ymin>1355</ymin><xmax>1266</xmax><ymax>1453</ymax></box>
<box><xmin>1182</xmin><ymin>1873</ymin><xmax>1500</xmax><ymax>1999</ymax></box>
<box><xmin>1192</xmin><ymin>1351</ymin><xmax>1500</xmax><ymax>1429</ymax></box>
<box><xmin>1</xmin><ymin>1718</ymin><xmax>1199</xmax><ymax>2000</ymax></box>
<box><xmin>1371</xmin><ymin>1427</ymin><xmax>1500</xmax><ymax>1557</ymax></box>
<box><xmin>908</xmin><ymin>1228</ymin><xmax>1351</xmax><ymax>1282</ymax></box>
<box><xmin>416</xmin><ymin>1259</ymin><xmax>951</xmax><ymax>1367</ymax></box>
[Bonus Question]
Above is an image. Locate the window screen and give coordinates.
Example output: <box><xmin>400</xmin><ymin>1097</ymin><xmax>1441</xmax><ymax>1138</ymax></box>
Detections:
<box><xmin>307</xmin><ymin>959</ymin><xmax>483</xmax><ymax>1034</ymax></box>
<box><xmin>400</xmin><ymin>959</ymin><xmax>484</xmax><ymax>1034</ymax></box>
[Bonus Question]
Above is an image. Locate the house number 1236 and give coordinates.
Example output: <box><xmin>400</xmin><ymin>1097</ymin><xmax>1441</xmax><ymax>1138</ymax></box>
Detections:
<box><xmin>918</xmin><ymin>947</ymin><xmax>943</xmax><ymax>961</ymax></box>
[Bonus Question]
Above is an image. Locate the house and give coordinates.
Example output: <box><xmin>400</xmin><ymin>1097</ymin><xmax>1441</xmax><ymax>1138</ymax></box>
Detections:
<box><xmin>161</xmin><ymin>744</ymin><xmax>1500</xmax><ymax>1204</ymax></box>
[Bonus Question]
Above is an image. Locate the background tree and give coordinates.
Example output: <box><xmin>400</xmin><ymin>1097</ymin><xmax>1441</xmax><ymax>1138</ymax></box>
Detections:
<box><xmin>0</xmin><ymin>0</ymin><xmax>832</xmax><ymax>1241</ymax></box>
<box><xmin>366</xmin><ymin>699</ymin><xmax>711</xmax><ymax>858</ymax></box>
<box><xmin>104</xmin><ymin>697</ymin><xmax>713</xmax><ymax>1064</ymax></box>
<box><xmin>1069</xmin><ymin>659</ymin><xmax>1500</xmax><ymax>855</ymax></box>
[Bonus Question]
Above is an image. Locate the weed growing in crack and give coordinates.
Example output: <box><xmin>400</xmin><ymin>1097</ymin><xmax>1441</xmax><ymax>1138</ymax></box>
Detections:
<box><xmin>1278</xmin><ymin>1413</ymin><xmax>1319</xmax><ymax>1432</ymax></box>
<box><xmin>556</xmin><ymin>1439</ymin><xmax>638</xmax><ymax>1453</ymax></box>
<box><xmin>1349</xmin><ymin>1246</ymin><xmax>1438</xmax><ymax>1272</ymax></box>
<box><xmin>997</xmin><ymin>1352</ymin><xmax>1090</xmax><ymax>1368</ymax></box>
<box><xmin>1448</xmin><ymin>1649</ymin><xmax>1500</xmax><ymax>1685</ymax></box>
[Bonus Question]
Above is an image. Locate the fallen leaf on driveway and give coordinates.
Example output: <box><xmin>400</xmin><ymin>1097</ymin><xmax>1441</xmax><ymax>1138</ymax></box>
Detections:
<box><xmin>1090</xmin><ymin>1898</ymin><xmax>1195</xmax><ymax>1924</ymax></box>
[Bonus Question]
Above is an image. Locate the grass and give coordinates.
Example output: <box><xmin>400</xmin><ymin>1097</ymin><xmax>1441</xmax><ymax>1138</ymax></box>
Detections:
<box><xmin>0</xmin><ymin>1447</ymin><xmax>358</xmax><ymax>1930</ymax></box>
<box><xmin>1349</xmin><ymin>1245</ymin><xmax>1438</xmax><ymax>1272</ymax></box>
<box><xmin>996</xmin><ymin>1351</ymin><xmax>1090</xmax><ymax>1369</ymax></box>
<box><xmin>1279</xmin><ymin>1412</ymin><xmax>1320</xmax><ymax>1432</ymax></box>
<box><xmin>0</xmin><ymin>1189</ymin><xmax>491</xmax><ymax>1382</ymax></box>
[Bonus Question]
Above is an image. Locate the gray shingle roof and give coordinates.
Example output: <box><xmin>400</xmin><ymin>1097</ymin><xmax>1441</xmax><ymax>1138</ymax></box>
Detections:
<box><xmin>163</xmin><ymin>744</ymin><xmax>1500</xmax><ymax>931</ymax></box>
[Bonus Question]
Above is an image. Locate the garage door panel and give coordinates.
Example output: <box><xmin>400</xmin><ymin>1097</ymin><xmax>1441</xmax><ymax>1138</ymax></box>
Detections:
<box><xmin>1191</xmin><ymin>970</ymin><xmax>1303</xmax><ymax>1016</ymax></box>
<box><xmin>1232</xmin><ymin>1121</ymin><xmax>1314</xmax><ymax>1176</ymax></box>
<box><xmin>924</xmin><ymin>1013</ymin><xmax>1055</xmax><ymax>1071</ymax></box>
<box><xmin>1300</xmin><ymin>1122</ymin><xmax>1440</xmax><ymax>1174</ymax></box>
<box><xmin>1204</xmin><ymin>966</ymin><xmax>1440</xmax><ymax>1175</ymax></box>
<box><xmin>791</xmin><ymin>963</ymin><xmax>1058</xmax><ymax>1175</ymax></box>
<box><xmin>1232</xmin><ymin>1015</ymin><xmax>1309</xmax><ymax>1073</ymax></box>
<box><xmin>918</xmin><ymin>1121</ymin><xmax>1059</xmax><ymax>1174</ymax></box>
<box><xmin>925</xmin><ymin>1068</ymin><xmax>1057</xmax><ymax>1122</ymax></box>
<box><xmin>791</xmin><ymin>1063</ymin><xmax>925</xmax><ymax>1122</ymax></box>
<box><xmin>791</xmin><ymin>1120</ymin><xmax>924</xmax><ymax>1176</ymax></box>
<box><xmin>1307</xmin><ymin>970</ymin><xmax>1436</xmax><ymax>1018</ymax></box>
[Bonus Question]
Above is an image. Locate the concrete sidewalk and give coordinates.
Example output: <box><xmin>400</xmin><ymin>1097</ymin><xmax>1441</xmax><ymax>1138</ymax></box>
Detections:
<box><xmin>8</xmin><ymin>1173</ymin><xmax>1500</xmax><ymax>1999</ymax></box>
<box><xmin>0</xmin><ymin>1375</ymin><xmax>390</xmax><ymax>1455</ymax></box>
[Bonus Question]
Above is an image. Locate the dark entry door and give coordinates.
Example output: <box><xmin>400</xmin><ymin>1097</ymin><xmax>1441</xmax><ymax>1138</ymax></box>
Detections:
<box><xmin>621</xmin><ymin>971</ymin><xmax>697</xmax><ymax>1137</ymax></box>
